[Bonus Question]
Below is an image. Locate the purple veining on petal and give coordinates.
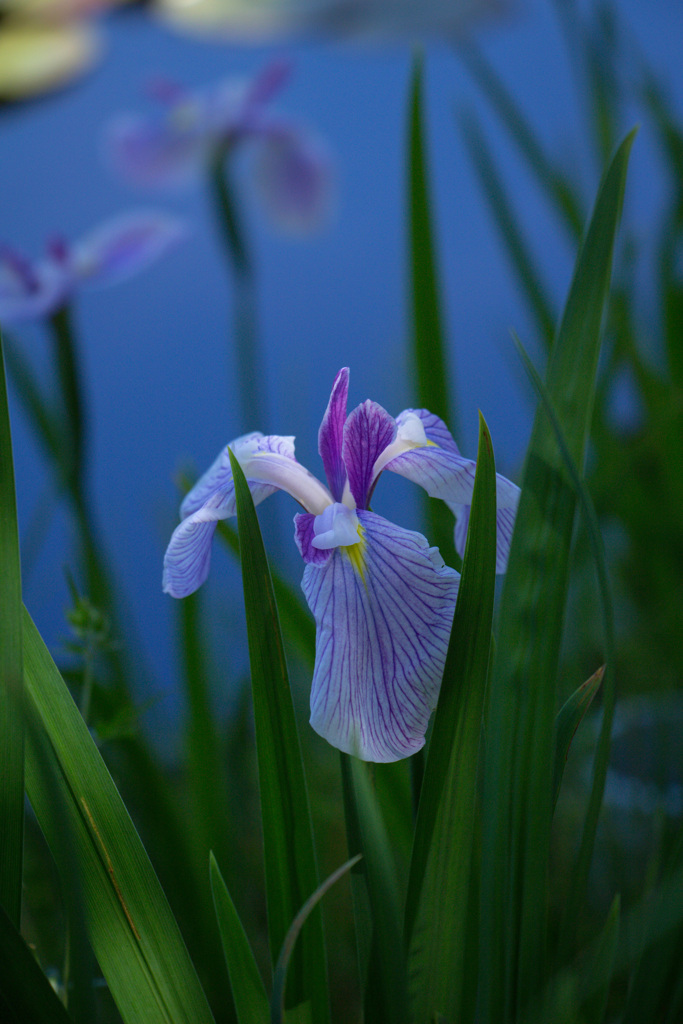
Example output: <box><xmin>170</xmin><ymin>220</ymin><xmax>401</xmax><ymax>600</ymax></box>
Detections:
<box><xmin>318</xmin><ymin>367</ymin><xmax>349</xmax><ymax>501</ymax></box>
<box><xmin>294</xmin><ymin>512</ymin><xmax>334</xmax><ymax>566</ymax></box>
<box><xmin>163</xmin><ymin>490</ymin><xmax>229</xmax><ymax>597</ymax></box>
<box><xmin>396</xmin><ymin>408</ymin><xmax>461</xmax><ymax>453</ymax></box>
<box><xmin>386</xmin><ymin>445</ymin><xmax>478</xmax><ymax>504</ymax></box>
<box><xmin>450</xmin><ymin>494</ymin><xmax>518</xmax><ymax>574</ymax></box>
<box><xmin>181</xmin><ymin>432</ymin><xmax>307</xmax><ymax>521</ymax></box>
<box><xmin>343</xmin><ymin>399</ymin><xmax>396</xmax><ymax>510</ymax></box>
<box><xmin>302</xmin><ymin>510</ymin><xmax>459</xmax><ymax>762</ymax></box>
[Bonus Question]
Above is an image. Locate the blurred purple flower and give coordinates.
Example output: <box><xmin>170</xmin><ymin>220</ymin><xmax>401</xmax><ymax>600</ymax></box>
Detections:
<box><xmin>163</xmin><ymin>367</ymin><xmax>519</xmax><ymax>762</ymax></box>
<box><xmin>105</xmin><ymin>61</ymin><xmax>334</xmax><ymax>233</ymax></box>
<box><xmin>0</xmin><ymin>210</ymin><xmax>185</xmax><ymax>323</ymax></box>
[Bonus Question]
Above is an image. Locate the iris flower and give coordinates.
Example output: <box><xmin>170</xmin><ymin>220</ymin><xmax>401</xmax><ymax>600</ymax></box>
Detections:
<box><xmin>0</xmin><ymin>210</ymin><xmax>185</xmax><ymax>324</ymax></box>
<box><xmin>164</xmin><ymin>368</ymin><xmax>519</xmax><ymax>761</ymax></box>
<box><xmin>105</xmin><ymin>61</ymin><xmax>333</xmax><ymax>234</ymax></box>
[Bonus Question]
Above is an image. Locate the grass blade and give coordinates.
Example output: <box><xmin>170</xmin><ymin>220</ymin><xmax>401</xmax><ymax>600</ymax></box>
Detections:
<box><xmin>407</xmin><ymin>53</ymin><xmax>457</xmax><ymax>568</ymax></box>
<box><xmin>22</xmin><ymin>608</ymin><xmax>216</xmax><ymax>1024</ymax></box>
<box><xmin>512</xmin><ymin>330</ymin><xmax>618</xmax><ymax>954</ymax></box>
<box><xmin>457</xmin><ymin>41</ymin><xmax>585</xmax><ymax>239</ymax></box>
<box><xmin>349</xmin><ymin>757</ymin><xmax>408</xmax><ymax>1024</ymax></box>
<box><xmin>229</xmin><ymin>450</ymin><xmax>329</xmax><ymax>1024</ymax></box>
<box><xmin>209</xmin><ymin>852</ymin><xmax>269</xmax><ymax>1024</ymax></box>
<box><xmin>405</xmin><ymin>412</ymin><xmax>496</xmax><ymax>1024</ymax></box>
<box><xmin>552</xmin><ymin>666</ymin><xmax>603</xmax><ymax>810</ymax></box>
<box><xmin>0</xmin><ymin>333</ymin><xmax>24</xmax><ymax>928</ymax></box>
<box><xmin>478</xmin><ymin>130</ymin><xmax>635</xmax><ymax>1022</ymax></box>
<box><xmin>271</xmin><ymin>855</ymin><xmax>361</xmax><ymax>1024</ymax></box>
<box><xmin>459</xmin><ymin>108</ymin><xmax>556</xmax><ymax>347</ymax></box>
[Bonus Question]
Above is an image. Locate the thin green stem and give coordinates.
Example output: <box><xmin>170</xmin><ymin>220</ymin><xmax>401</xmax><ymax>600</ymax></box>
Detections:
<box><xmin>208</xmin><ymin>145</ymin><xmax>267</xmax><ymax>432</ymax></box>
<box><xmin>49</xmin><ymin>304</ymin><xmax>85</xmax><ymax>494</ymax></box>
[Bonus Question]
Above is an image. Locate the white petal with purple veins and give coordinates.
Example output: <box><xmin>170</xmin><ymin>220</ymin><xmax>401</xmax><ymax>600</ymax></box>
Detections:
<box><xmin>302</xmin><ymin>510</ymin><xmax>459</xmax><ymax>762</ymax></box>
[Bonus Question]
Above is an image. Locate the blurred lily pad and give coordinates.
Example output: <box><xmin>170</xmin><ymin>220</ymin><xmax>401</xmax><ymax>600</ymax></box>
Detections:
<box><xmin>0</xmin><ymin>22</ymin><xmax>100</xmax><ymax>99</ymax></box>
<box><xmin>154</xmin><ymin>0</ymin><xmax>509</xmax><ymax>42</ymax></box>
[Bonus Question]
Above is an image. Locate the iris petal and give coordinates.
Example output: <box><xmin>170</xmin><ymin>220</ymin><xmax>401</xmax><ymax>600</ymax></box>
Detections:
<box><xmin>386</xmin><ymin>408</ymin><xmax>520</xmax><ymax>572</ymax></box>
<box><xmin>318</xmin><ymin>367</ymin><xmax>349</xmax><ymax>501</ymax></box>
<box><xmin>302</xmin><ymin>510</ymin><xmax>459</xmax><ymax>762</ymax></box>
<box><xmin>163</xmin><ymin>493</ymin><xmax>225</xmax><ymax>597</ymax></box>
<box><xmin>180</xmin><ymin>432</ymin><xmax>292</xmax><ymax>519</ymax></box>
<box><xmin>343</xmin><ymin>399</ymin><xmax>396</xmax><ymax>509</ymax></box>
<box><xmin>252</xmin><ymin>127</ymin><xmax>334</xmax><ymax>234</ymax></box>
<box><xmin>73</xmin><ymin>210</ymin><xmax>186</xmax><ymax>287</ymax></box>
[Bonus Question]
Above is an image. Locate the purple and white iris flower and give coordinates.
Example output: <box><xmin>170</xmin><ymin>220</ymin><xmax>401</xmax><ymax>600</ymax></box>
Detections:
<box><xmin>105</xmin><ymin>61</ymin><xmax>333</xmax><ymax>234</ymax></box>
<box><xmin>0</xmin><ymin>210</ymin><xmax>185</xmax><ymax>323</ymax></box>
<box><xmin>163</xmin><ymin>368</ymin><xmax>519</xmax><ymax>762</ymax></box>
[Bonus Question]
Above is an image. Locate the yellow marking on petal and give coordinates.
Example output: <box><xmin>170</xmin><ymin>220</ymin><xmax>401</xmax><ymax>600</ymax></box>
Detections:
<box><xmin>343</xmin><ymin>521</ymin><xmax>366</xmax><ymax>583</ymax></box>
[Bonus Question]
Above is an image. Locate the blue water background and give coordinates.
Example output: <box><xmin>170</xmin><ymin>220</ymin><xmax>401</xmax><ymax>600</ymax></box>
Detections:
<box><xmin>2</xmin><ymin>0</ymin><xmax>681</xmax><ymax>754</ymax></box>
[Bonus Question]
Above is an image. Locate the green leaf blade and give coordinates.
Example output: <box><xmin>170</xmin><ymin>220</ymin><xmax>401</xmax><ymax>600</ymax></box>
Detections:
<box><xmin>478</xmin><ymin>130</ymin><xmax>635</xmax><ymax>1022</ymax></box>
<box><xmin>0</xmin><ymin>334</ymin><xmax>24</xmax><ymax>928</ymax></box>
<box><xmin>229</xmin><ymin>450</ymin><xmax>329</xmax><ymax>1024</ymax></box>
<box><xmin>407</xmin><ymin>53</ymin><xmax>457</xmax><ymax>567</ymax></box>
<box><xmin>23</xmin><ymin>609</ymin><xmax>215</xmax><ymax>1024</ymax></box>
<box><xmin>209</xmin><ymin>853</ymin><xmax>269</xmax><ymax>1024</ymax></box>
<box><xmin>405</xmin><ymin>412</ymin><xmax>497</xmax><ymax>1024</ymax></box>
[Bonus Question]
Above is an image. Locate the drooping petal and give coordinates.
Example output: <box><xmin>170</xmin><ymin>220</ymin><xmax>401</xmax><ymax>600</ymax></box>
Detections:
<box><xmin>180</xmin><ymin>431</ymin><xmax>275</xmax><ymax>519</ymax></box>
<box><xmin>252</xmin><ymin>126</ymin><xmax>334</xmax><ymax>233</ymax></box>
<box><xmin>318</xmin><ymin>367</ymin><xmax>349</xmax><ymax>501</ymax></box>
<box><xmin>163</xmin><ymin>492</ymin><xmax>223</xmax><ymax>597</ymax></box>
<box><xmin>450</xmin><ymin>492</ymin><xmax>518</xmax><ymax>573</ymax></box>
<box><xmin>302</xmin><ymin>510</ymin><xmax>459</xmax><ymax>762</ymax></box>
<box><xmin>73</xmin><ymin>210</ymin><xmax>186</xmax><ymax>288</ymax></box>
<box><xmin>343</xmin><ymin>399</ymin><xmax>396</xmax><ymax>510</ymax></box>
<box><xmin>385</xmin><ymin>408</ymin><xmax>520</xmax><ymax>506</ymax></box>
<box><xmin>181</xmin><ymin>431</ymin><xmax>331</xmax><ymax>521</ymax></box>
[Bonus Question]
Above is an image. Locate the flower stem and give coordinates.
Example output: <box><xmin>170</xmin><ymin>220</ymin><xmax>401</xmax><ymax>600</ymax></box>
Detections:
<box><xmin>49</xmin><ymin>303</ymin><xmax>86</xmax><ymax>495</ymax></box>
<box><xmin>208</xmin><ymin>144</ymin><xmax>267</xmax><ymax>432</ymax></box>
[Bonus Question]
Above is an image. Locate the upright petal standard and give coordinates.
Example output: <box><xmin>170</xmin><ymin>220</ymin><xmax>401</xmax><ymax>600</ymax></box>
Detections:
<box><xmin>164</xmin><ymin>368</ymin><xmax>520</xmax><ymax>761</ymax></box>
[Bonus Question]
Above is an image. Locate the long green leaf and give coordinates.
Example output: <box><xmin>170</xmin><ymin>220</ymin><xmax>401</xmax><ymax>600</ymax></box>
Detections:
<box><xmin>457</xmin><ymin>41</ymin><xmax>585</xmax><ymax>239</ymax></box>
<box><xmin>0</xmin><ymin>900</ymin><xmax>74</xmax><ymax>1024</ymax></box>
<box><xmin>405</xmin><ymin>413</ymin><xmax>496</xmax><ymax>1024</ymax></box>
<box><xmin>512</xmin><ymin>331</ymin><xmax>617</xmax><ymax>953</ymax></box>
<box><xmin>229</xmin><ymin>450</ymin><xmax>328</xmax><ymax>1024</ymax></box>
<box><xmin>22</xmin><ymin>609</ymin><xmax>215</xmax><ymax>1024</ymax></box>
<box><xmin>552</xmin><ymin>666</ymin><xmax>603</xmax><ymax>810</ymax></box>
<box><xmin>0</xmin><ymin>333</ymin><xmax>24</xmax><ymax>928</ymax></box>
<box><xmin>349</xmin><ymin>757</ymin><xmax>407</xmax><ymax>1024</ymax></box>
<box><xmin>407</xmin><ymin>53</ymin><xmax>457</xmax><ymax>569</ymax></box>
<box><xmin>478</xmin><ymin>130</ymin><xmax>634</xmax><ymax>1022</ymax></box>
<box><xmin>459</xmin><ymin>108</ymin><xmax>556</xmax><ymax>347</ymax></box>
<box><xmin>210</xmin><ymin>852</ymin><xmax>269</xmax><ymax>1024</ymax></box>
